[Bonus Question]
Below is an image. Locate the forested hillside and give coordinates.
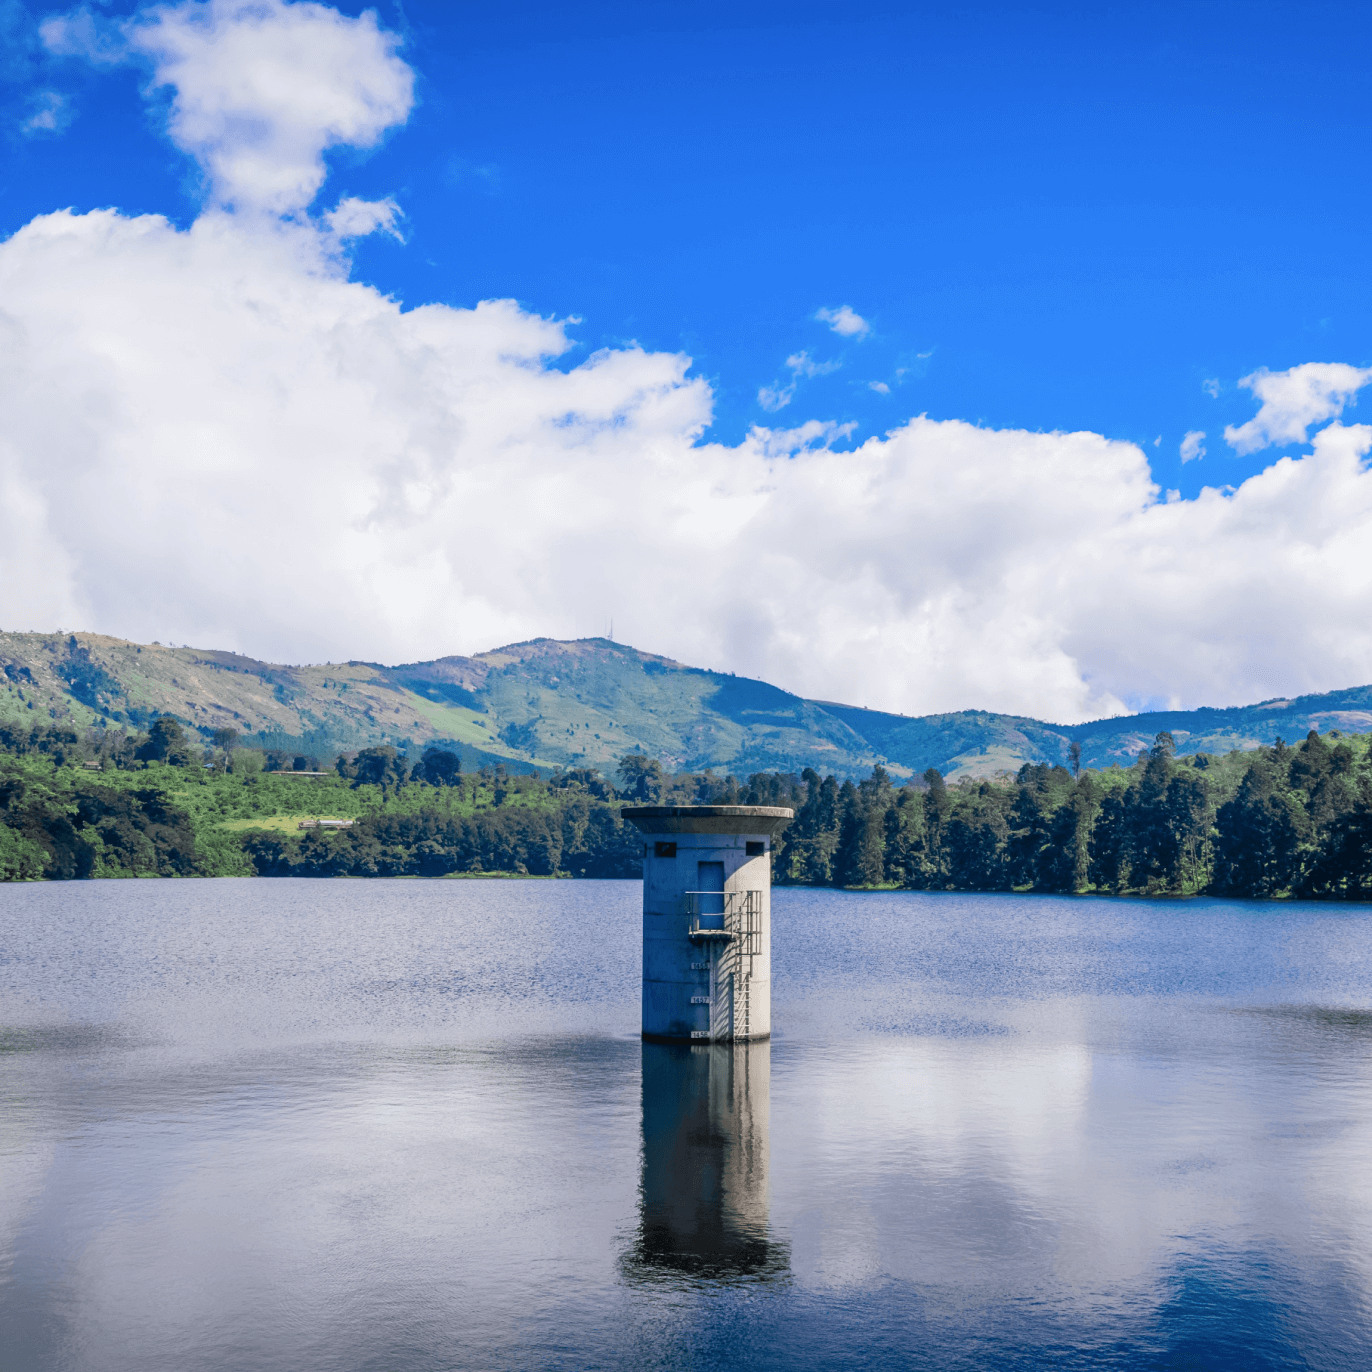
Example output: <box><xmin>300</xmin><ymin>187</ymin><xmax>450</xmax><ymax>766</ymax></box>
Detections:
<box><xmin>3</xmin><ymin>718</ymin><xmax>1371</xmax><ymax>898</ymax></box>
<box><xmin>770</xmin><ymin>731</ymin><xmax>1372</xmax><ymax>898</ymax></box>
<box><xmin>6</xmin><ymin>629</ymin><xmax>1372</xmax><ymax>781</ymax></box>
<box><xmin>0</xmin><ymin>721</ymin><xmax>641</xmax><ymax>882</ymax></box>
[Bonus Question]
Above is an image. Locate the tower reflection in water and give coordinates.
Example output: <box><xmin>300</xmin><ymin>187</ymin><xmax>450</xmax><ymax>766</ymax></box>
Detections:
<box><xmin>626</xmin><ymin>1040</ymin><xmax>789</xmax><ymax>1284</ymax></box>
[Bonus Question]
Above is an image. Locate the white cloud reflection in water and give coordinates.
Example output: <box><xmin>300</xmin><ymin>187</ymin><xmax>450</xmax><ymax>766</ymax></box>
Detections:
<box><xmin>2</xmin><ymin>880</ymin><xmax>1372</xmax><ymax>1369</ymax></box>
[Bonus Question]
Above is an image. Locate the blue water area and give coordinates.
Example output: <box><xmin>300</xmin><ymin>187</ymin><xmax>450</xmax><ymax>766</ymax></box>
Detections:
<box><xmin>3</xmin><ymin>880</ymin><xmax>1372</xmax><ymax>1371</ymax></box>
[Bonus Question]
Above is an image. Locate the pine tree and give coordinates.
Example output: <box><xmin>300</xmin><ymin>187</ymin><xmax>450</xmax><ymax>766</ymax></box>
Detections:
<box><xmin>1039</xmin><ymin>773</ymin><xmax>1098</xmax><ymax>893</ymax></box>
<box><xmin>944</xmin><ymin>787</ymin><xmax>1011</xmax><ymax>890</ymax></box>
<box><xmin>1299</xmin><ymin>775</ymin><xmax>1372</xmax><ymax>898</ymax></box>
<box><xmin>1008</xmin><ymin>764</ymin><xmax>1054</xmax><ymax>888</ymax></box>
<box><xmin>882</xmin><ymin>788</ymin><xmax>924</xmax><ymax>885</ymax></box>
<box><xmin>921</xmin><ymin>768</ymin><xmax>951</xmax><ymax>885</ymax></box>
<box><xmin>1213</xmin><ymin>750</ymin><xmax>1307</xmax><ymax>896</ymax></box>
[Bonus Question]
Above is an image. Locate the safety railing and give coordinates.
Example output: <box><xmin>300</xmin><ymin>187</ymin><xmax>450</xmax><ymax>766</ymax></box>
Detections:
<box><xmin>683</xmin><ymin>889</ymin><xmax>761</xmax><ymax>949</ymax></box>
<box><xmin>684</xmin><ymin>890</ymin><xmax>762</xmax><ymax>1042</ymax></box>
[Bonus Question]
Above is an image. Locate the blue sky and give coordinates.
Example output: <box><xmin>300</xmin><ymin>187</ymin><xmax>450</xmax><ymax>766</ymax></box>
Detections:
<box><xmin>3</xmin><ymin>0</ymin><xmax>1372</xmax><ymax>721</ymax></box>
<box><xmin>7</xmin><ymin>0</ymin><xmax>1370</xmax><ymax>495</ymax></box>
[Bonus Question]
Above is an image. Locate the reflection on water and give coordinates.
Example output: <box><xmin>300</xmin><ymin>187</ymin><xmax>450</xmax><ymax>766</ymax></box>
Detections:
<box><xmin>627</xmin><ymin>1040</ymin><xmax>788</xmax><ymax>1283</ymax></box>
<box><xmin>5</xmin><ymin>879</ymin><xmax>1372</xmax><ymax>1370</ymax></box>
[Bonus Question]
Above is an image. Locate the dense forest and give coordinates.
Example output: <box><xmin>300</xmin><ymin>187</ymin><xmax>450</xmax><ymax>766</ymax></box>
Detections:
<box><xmin>2</xmin><ymin>718</ymin><xmax>1372</xmax><ymax>898</ymax></box>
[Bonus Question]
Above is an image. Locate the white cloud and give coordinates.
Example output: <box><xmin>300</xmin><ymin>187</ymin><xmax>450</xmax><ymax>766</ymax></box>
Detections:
<box><xmin>40</xmin><ymin>6</ymin><xmax>125</xmax><ymax>65</ymax></box>
<box><xmin>815</xmin><ymin>305</ymin><xmax>870</xmax><ymax>338</ymax></box>
<box><xmin>1179</xmin><ymin>430</ymin><xmax>1206</xmax><ymax>463</ymax></box>
<box><xmin>1224</xmin><ymin>361</ymin><xmax>1372</xmax><ymax>455</ymax></box>
<box><xmin>869</xmin><ymin>381</ymin><xmax>890</xmax><ymax>395</ymax></box>
<box><xmin>44</xmin><ymin>0</ymin><xmax>414</xmax><ymax>214</ymax></box>
<box><xmin>1202</xmin><ymin>377</ymin><xmax>1220</xmax><ymax>399</ymax></box>
<box><xmin>324</xmin><ymin>195</ymin><xmax>402</xmax><ymax>243</ymax></box>
<box><xmin>788</xmin><ymin>350</ymin><xmax>839</xmax><ymax>379</ymax></box>
<box><xmin>750</xmin><ymin>419</ymin><xmax>857</xmax><ymax>459</ymax></box>
<box><xmin>8</xmin><ymin>0</ymin><xmax>1372</xmax><ymax>725</ymax></box>
<box><xmin>20</xmin><ymin>89</ymin><xmax>72</xmax><ymax>135</ymax></box>
<box><xmin>758</xmin><ymin>350</ymin><xmax>840</xmax><ymax>412</ymax></box>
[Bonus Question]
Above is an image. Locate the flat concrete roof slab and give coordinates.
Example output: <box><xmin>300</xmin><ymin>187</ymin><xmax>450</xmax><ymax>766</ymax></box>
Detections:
<box><xmin>621</xmin><ymin>805</ymin><xmax>794</xmax><ymax>835</ymax></box>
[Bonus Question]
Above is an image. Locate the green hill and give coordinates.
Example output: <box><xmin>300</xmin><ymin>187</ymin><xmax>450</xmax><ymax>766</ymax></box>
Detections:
<box><xmin>3</xmin><ymin>629</ymin><xmax>1369</xmax><ymax>779</ymax></box>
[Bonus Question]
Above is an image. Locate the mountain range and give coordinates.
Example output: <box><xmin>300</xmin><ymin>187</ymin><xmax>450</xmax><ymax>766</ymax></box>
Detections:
<box><xmin>4</xmin><ymin>630</ymin><xmax>1371</xmax><ymax>780</ymax></box>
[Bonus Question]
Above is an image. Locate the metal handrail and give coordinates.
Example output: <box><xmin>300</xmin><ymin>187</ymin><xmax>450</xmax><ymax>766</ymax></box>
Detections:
<box><xmin>684</xmin><ymin>890</ymin><xmax>763</xmax><ymax>1042</ymax></box>
<box><xmin>683</xmin><ymin>890</ymin><xmax>762</xmax><ymax>947</ymax></box>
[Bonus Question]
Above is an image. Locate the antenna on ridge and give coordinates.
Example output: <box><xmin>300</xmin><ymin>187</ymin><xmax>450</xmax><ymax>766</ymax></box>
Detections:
<box><xmin>609</xmin><ymin>618</ymin><xmax>614</xmax><ymax>642</ymax></box>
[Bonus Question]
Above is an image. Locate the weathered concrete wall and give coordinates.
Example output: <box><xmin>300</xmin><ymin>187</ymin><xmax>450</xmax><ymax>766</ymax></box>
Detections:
<box><xmin>622</xmin><ymin>806</ymin><xmax>792</xmax><ymax>1042</ymax></box>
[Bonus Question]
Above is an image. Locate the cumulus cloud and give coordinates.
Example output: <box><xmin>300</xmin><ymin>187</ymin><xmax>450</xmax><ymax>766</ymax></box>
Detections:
<box><xmin>1224</xmin><ymin>362</ymin><xmax>1372</xmax><ymax>455</ymax></box>
<box><xmin>1179</xmin><ymin>430</ymin><xmax>1206</xmax><ymax>463</ymax></box>
<box><xmin>324</xmin><ymin>195</ymin><xmax>402</xmax><ymax>242</ymax></box>
<box><xmin>1202</xmin><ymin>377</ymin><xmax>1220</xmax><ymax>399</ymax></box>
<box><xmin>869</xmin><ymin>381</ymin><xmax>890</xmax><ymax>395</ymax></box>
<box><xmin>815</xmin><ymin>304</ymin><xmax>870</xmax><ymax>338</ymax></box>
<box><xmin>7</xmin><ymin>0</ymin><xmax>1372</xmax><ymax>725</ymax></box>
<box><xmin>44</xmin><ymin>0</ymin><xmax>414</xmax><ymax>214</ymax></box>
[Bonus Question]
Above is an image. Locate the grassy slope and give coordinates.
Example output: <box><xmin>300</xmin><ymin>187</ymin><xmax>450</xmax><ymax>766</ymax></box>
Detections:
<box><xmin>5</xmin><ymin>629</ymin><xmax>1372</xmax><ymax>781</ymax></box>
<box><xmin>66</xmin><ymin>762</ymin><xmax>557</xmax><ymax>833</ymax></box>
<box><xmin>0</xmin><ymin>752</ymin><xmax>568</xmax><ymax>880</ymax></box>
<box><xmin>816</xmin><ymin>705</ymin><xmax>1077</xmax><ymax>781</ymax></box>
<box><xmin>412</xmin><ymin>638</ymin><xmax>883</xmax><ymax>777</ymax></box>
<box><xmin>1067</xmin><ymin>685</ymin><xmax>1372</xmax><ymax>764</ymax></box>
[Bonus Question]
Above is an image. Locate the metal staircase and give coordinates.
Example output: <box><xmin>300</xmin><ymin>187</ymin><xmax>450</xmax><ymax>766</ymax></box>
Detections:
<box><xmin>685</xmin><ymin>890</ymin><xmax>761</xmax><ymax>1041</ymax></box>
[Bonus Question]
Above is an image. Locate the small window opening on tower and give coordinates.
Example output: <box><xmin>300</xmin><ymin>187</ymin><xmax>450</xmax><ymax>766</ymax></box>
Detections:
<box><xmin>654</xmin><ymin>841</ymin><xmax>677</xmax><ymax>858</ymax></box>
<box><xmin>746</xmin><ymin>841</ymin><xmax>765</xmax><ymax>856</ymax></box>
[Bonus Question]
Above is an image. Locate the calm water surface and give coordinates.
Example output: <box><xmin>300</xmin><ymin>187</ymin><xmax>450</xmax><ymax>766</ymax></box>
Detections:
<box><xmin>3</xmin><ymin>879</ymin><xmax>1372</xmax><ymax>1371</ymax></box>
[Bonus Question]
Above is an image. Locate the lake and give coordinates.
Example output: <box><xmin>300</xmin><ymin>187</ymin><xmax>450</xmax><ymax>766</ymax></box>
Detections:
<box><xmin>3</xmin><ymin>879</ymin><xmax>1372</xmax><ymax>1371</ymax></box>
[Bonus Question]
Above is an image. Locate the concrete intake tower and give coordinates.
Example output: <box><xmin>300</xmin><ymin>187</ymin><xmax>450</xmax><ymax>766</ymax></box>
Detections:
<box><xmin>621</xmin><ymin>806</ymin><xmax>794</xmax><ymax>1042</ymax></box>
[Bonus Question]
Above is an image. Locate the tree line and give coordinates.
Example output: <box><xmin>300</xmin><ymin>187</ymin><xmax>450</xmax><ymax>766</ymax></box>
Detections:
<box><xmin>3</xmin><ymin>717</ymin><xmax>1372</xmax><ymax>898</ymax></box>
<box><xmin>763</xmin><ymin>730</ymin><xmax>1372</xmax><ymax>899</ymax></box>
